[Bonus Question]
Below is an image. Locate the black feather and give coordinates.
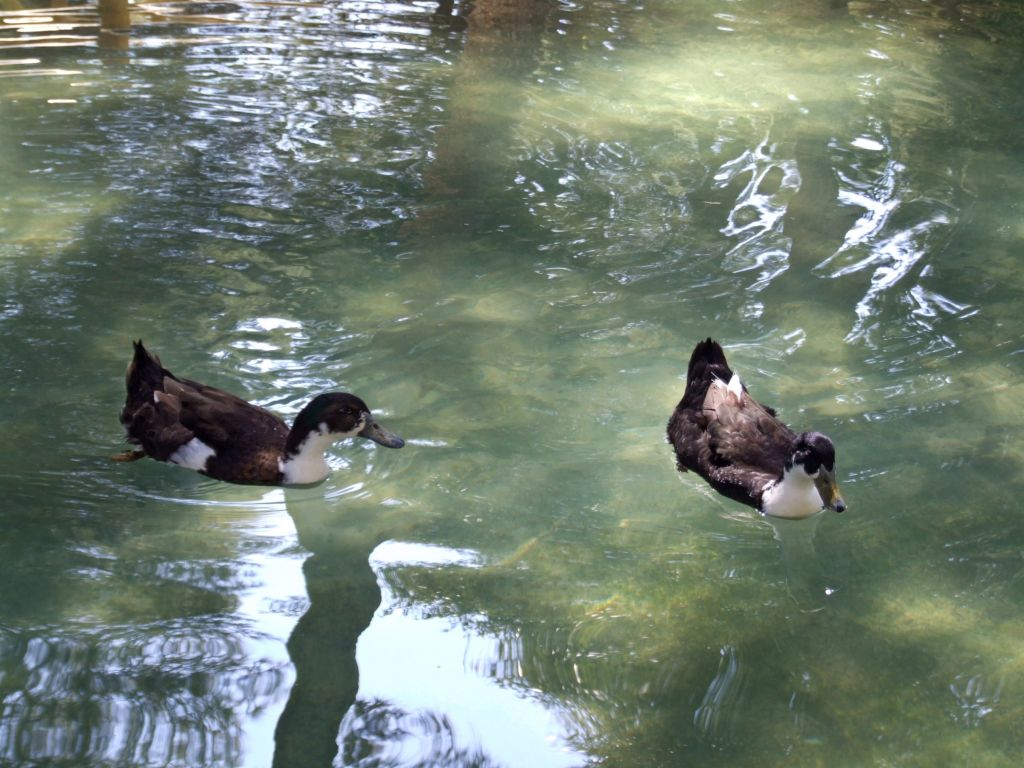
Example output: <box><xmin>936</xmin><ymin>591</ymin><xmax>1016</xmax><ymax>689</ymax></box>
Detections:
<box><xmin>119</xmin><ymin>340</ymin><xmax>400</xmax><ymax>485</ymax></box>
<box><xmin>667</xmin><ymin>338</ymin><xmax>799</xmax><ymax>509</ymax></box>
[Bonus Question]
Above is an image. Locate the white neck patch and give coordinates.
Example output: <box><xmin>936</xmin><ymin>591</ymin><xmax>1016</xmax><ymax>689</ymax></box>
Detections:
<box><xmin>279</xmin><ymin>418</ymin><xmax>365</xmax><ymax>485</ymax></box>
<box><xmin>761</xmin><ymin>464</ymin><xmax>823</xmax><ymax>519</ymax></box>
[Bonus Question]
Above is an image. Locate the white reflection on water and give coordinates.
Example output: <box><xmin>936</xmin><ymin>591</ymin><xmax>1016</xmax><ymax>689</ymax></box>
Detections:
<box><xmin>231</xmin><ymin>495</ymin><xmax>309</xmax><ymax>764</ymax></box>
<box><xmin>353</xmin><ymin>540</ymin><xmax>586</xmax><ymax>768</ymax></box>
<box><xmin>693</xmin><ymin>644</ymin><xmax>745</xmax><ymax>745</ymax></box>
<box><xmin>0</xmin><ymin>490</ymin><xmax>306</xmax><ymax>767</ymax></box>
<box><xmin>948</xmin><ymin>672</ymin><xmax>1004</xmax><ymax>728</ymax></box>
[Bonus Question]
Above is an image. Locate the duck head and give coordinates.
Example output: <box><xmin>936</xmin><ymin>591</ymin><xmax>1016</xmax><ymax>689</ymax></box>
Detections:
<box><xmin>792</xmin><ymin>431</ymin><xmax>846</xmax><ymax>513</ymax></box>
<box><xmin>278</xmin><ymin>393</ymin><xmax>404</xmax><ymax>486</ymax></box>
<box><xmin>303</xmin><ymin>393</ymin><xmax>403</xmax><ymax>448</ymax></box>
<box><xmin>291</xmin><ymin>392</ymin><xmax>405</xmax><ymax>449</ymax></box>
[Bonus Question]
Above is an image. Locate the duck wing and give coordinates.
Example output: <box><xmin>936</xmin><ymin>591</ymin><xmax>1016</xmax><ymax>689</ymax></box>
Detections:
<box><xmin>122</xmin><ymin>341</ymin><xmax>196</xmax><ymax>460</ymax></box>
<box><xmin>162</xmin><ymin>376</ymin><xmax>289</xmax><ymax>450</ymax></box>
<box><xmin>703</xmin><ymin>382</ymin><xmax>796</xmax><ymax>477</ymax></box>
<box><xmin>122</xmin><ymin>393</ymin><xmax>196</xmax><ymax>462</ymax></box>
<box><xmin>673</xmin><ymin>377</ymin><xmax>797</xmax><ymax>508</ymax></box>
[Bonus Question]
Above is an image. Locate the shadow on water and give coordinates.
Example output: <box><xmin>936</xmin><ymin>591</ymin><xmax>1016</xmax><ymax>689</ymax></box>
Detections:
<box><xmin>418</xmin><ymin>0</ymin><xmax>558</xmax><ymax>236</ymax></box>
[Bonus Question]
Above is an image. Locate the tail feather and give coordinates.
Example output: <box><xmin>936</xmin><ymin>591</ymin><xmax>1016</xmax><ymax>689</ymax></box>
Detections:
<box><xmin>121</xmin><ymin>340</ymin><xmax>167</xmax><ymax>428</ymax></box>
<box><xmin>686</xmin><ymin>337</ymin><xmax>732</xmax><ymax>388</ymax></box>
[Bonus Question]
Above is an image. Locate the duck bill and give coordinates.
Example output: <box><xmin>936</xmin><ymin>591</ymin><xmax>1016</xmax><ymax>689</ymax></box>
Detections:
<box><xmin>358</xmin><ymin>415</ymin><xmax>405</xmax><ymax>449</ymax></box>
<box><xmin>815</xmin><ymin>468</ymin><xmax>846</xmax><ymax>513</ymax></box>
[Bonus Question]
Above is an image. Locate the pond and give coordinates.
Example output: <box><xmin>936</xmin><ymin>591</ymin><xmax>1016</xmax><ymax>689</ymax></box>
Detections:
<box><xmin>1</xmin><ymin>0</ymin><xmax>1023</xmax><ymax>766</ymax></box>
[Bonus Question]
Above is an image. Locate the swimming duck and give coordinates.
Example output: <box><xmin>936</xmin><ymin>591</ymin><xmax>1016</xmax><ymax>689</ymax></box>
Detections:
<box><xmin>667</xmin><ymin>338</ymin><xmax>845</xmax><ymax>518</ymax></box>
<box><xmin>116</xmin><ymin>340</ymin><xmax>404</xmax><ymax>485</ymax></box>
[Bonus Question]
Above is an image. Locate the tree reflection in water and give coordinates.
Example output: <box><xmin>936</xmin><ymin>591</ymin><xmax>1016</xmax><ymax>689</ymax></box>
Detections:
<box><xmin>340</xmin><ymin>701</ymin><xmax>499</xmax><ymax>768</ymax></box>
<box><xmin>0</xmin><ymin>625</ymin><xmax>272</xmax><ymax>765</ymax></box>
<box><xmin>0</xmin><ymin>517</ymin><xmax>293</xmax><ymax>766</ymax></box>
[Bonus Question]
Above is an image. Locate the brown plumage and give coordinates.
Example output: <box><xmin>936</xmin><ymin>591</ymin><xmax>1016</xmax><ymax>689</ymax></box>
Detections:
<box><xmin>667</xmin><ymin>338</ymin><xmax>845</xmax><ymax>517</ymax></box>
<box><xmin>118</xmin><ymin>340</ymin><xmax>404</xmax><ymax>485</ymax></box>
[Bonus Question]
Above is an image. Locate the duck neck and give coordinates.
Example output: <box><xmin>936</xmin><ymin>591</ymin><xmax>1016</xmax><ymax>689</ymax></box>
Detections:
<box><xmin>280</xmin><ymin>424</ymin><xmax>334</xmax><ymax>485</ymax></box>
<box><xmin>761</xmin><ymin>466</ymin><xmax>822</xmax><ymax>519</ymax></box>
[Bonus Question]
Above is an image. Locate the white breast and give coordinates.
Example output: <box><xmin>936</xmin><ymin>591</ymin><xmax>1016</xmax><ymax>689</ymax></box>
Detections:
<box><xmin>761</xmin><ymin>467</ymin><xmax>823</xmax><ymax>519</ymax></box>
<box><xmin>278</xmin><ymin>424</ymin><xmax>337</xmax><ymax>485</ymax></box>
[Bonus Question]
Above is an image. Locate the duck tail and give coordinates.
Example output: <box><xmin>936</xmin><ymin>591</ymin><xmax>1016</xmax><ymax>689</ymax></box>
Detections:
<box><xmin>686</xmin><ymin>337</ymin><xmax>732</xmax><ymax>386</ymax></box>
<box><xmin>122</xmin><ymin>340</ymin><xmax>166</xmax><ymax>425</ymax></box>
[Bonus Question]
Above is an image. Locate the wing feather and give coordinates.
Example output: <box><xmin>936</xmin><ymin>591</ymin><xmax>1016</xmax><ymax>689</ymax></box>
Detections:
<box><xmin>703</xmin><ymin>381</ymin><xmax>795</xmax><ymax>476</ymax></box>
<box><xmin>163</xmin><ymin>376</ymin><xmax>288</xmax><ymax>450</ymax></box>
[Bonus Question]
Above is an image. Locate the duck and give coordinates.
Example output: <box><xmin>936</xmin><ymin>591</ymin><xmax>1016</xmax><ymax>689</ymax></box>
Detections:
<box><xmin>667</xmin><ymin>338</ymin><xmax>846</xmax><ymax>518</ymax></box>
<box><xmin>116</xmin><ymin>340</ymin><xmax>404</xmax><ymax>485</ymax></box>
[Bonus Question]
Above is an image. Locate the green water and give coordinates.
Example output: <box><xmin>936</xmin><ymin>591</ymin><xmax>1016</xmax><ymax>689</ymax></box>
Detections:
<box><xmin>2</xmin><ymin>0</ymin><xmax>1024</xmax><ymax>765</ymax></box>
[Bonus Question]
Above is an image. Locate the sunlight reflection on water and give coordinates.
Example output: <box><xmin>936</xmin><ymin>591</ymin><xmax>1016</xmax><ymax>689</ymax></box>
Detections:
<box><xmin>353</xmin><ymin>541</ymin><xmax>586</xmax><ymax>768</ymax></box>
<box><xmin>0</xmin><ymin>493</ymin><xmax>305</xmax><ymax>767</ymax></box>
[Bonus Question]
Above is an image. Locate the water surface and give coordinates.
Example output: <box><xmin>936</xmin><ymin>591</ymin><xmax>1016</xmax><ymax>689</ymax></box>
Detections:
<box><xmin>2</xmin><ymin>1</ymin><xmax>1024</xmax><ymax>766</ymax></box>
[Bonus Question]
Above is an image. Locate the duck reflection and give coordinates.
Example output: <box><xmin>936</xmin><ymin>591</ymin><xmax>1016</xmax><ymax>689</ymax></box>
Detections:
<box><xmin>273</xmin><ymin>491</ymin><xmax>425</xmax><ymax>767</ymax></box>
<box><xmin>765</xmin><ymin>514</ymin><xmax>834</xmax><ymax>612</ymax></box>
<box><xmin>0</xmin><ymin>478</ymin><xmax>413</xmax><ymax>766</ymax></box>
